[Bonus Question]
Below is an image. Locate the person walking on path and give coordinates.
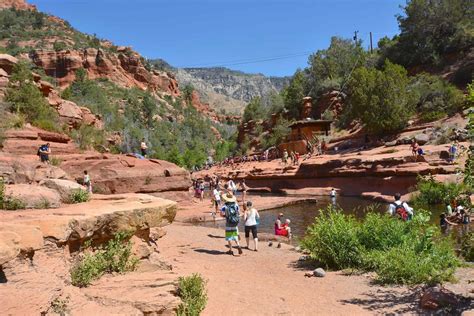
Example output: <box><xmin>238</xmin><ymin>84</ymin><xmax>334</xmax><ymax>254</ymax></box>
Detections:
<box><xmin>244</xmin><ymin>201</ymin><xmax>260</xmax><ymax>251</ymax></box>
<box><xmin>212</xmin><ymin>186</ymin><xmax>221</xmax><ymax>213</ymax></box>
<box><xmin>221</xmin><ymin>192</ymin><xmax>243</xmax><ymax>256</ymax></box>
<box><xmin>198</xmin><ymin>180</ymin><xmax>205</xmax><ymax>202</ymax></box>
<box><xmin>388</xmin><ymin>193</ymin><xmax>413</xmax><ymax>221</ymax></box>
<box><xmin>282</xmin><ymin>150</ymin><xmax>289</xmax><ymax>165</ymax></box>
<box><xmin>140</xmin><ymin>138</ymin><xmax>148</xmax><ymax>158</ymax></box>
<box><xmin>83</xmin><ymin>170</ymin><xmax>92</xmax><ymax>193</ymax></box>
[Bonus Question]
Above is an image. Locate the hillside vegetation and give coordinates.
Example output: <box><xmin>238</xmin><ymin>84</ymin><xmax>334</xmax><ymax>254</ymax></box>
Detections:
<box><xmin>0</xmin><ymin>6</ymin><xmax>236</xmax><ymax>169</ymax></box>
<box><xmin>239</xmin><ymin>0</ymin><xmax>472</xmax><ymax>152</ymax></box>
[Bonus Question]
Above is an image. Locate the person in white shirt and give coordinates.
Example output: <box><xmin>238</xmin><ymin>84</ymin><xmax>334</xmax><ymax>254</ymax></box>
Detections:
<box><xmin>212</xmin><ymin>187</ymin><xmax>221</xmax><ymax>212</ymax></box>
<box><xmin>227</xmin><ymin>179</ymin><xmax>237</xmax><ymax>195</ymax></box>
<box><xmin>244</xmin><ymin>201</ymin><xmax>260</xmax><ymax>251</ymax></box>
<box><xmin>330</xmin><ymin>188</ymin><xmax>337</xmax><ymax>198</ymax></box>
<box><xmin>388</xmin><ymin>193</ymin><xmax>413</xmax><ymax>220</ymax></box>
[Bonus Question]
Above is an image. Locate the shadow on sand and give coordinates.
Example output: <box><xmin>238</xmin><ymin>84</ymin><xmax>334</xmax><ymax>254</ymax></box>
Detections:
<box><xmin>207</xmin><ymin>234</ymin><xmax>225</xmax><ymax>239</ymax></box>
<box><xmin>193</xmin><ymin>248</ymin><xmax>228</xmax><ymax>255</ymax></box>
<box><xmin>340</xmin><ymin>287</ymin><xmax>473</xmax><ymax>315</ymax></box>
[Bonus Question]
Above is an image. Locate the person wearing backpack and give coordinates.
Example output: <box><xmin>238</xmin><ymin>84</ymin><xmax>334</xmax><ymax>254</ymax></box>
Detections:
<box><xmin>221</xmin><ymin>192</ymin><xmax>243</xmax><ymax>256</ymax></box>
<box><xmin>388</xmin><ymin>193</ymin><xmax>413</xmax><ymax>221</ymax></box>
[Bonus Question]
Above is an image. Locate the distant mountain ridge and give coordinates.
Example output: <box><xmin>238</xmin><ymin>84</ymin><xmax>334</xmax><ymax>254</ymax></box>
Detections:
<box><xmin>149</xmin><ymin>60</ymin><xmax>290</xmax><ymax>115</ymax></box>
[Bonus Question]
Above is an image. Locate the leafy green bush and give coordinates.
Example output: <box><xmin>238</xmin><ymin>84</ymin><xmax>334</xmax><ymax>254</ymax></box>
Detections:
<box><xmin>0</xmin><ymin>179</ymin><xmax>26</xmax><ymax>210</ymax></box>
<box><xmin>411</xmin><ymin>175</ymin><xmax>466</xmax><ymax>207</ymax></box>
<box><xmin>177</xmin><ymin>273</ymin><xmax>208</xmax><ymax>316</ymax></box>
<box><xmin>49</xmin><ymin>157</ymin><xmax>62</xmax><ymax>167</ymax></box>
<box><xmin>68</xmin><ymin>189</ymin><xmax>90</xmax><ymax>204</ymax></box>
<box><xmin>461</xmin><ymin>231</ymin><xmax>474</xmax><ymax>262</ymax></box>
<box><xmin>419</xmin><ymin>111</ymin><xmax>446</xmax><ymax>123</ymax></box>
<box><xmin>70</xmin><ymin>231</ymin><xmax>138</xmax><ymax>287</ymax></box>
<box><xmin>410</xmin><ymin>73</ymin><xmax>465</xmax><ymax>117</ymax></box>
<box><xmin>301</xmin><ymin>207</ymin><xmax>461</xmax><ymax>285</ymax></box>
<box><xmin>301</xmin><ymin>209</ymin><xmax>362</xmax><ymax>269</ymax></box>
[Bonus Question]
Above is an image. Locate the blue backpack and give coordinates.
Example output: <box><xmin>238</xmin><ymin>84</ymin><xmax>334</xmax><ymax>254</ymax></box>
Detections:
<box><xmin>225</xmin><ymin>203</ymin><xmax>240</xmax><ymax>226</ymax></box>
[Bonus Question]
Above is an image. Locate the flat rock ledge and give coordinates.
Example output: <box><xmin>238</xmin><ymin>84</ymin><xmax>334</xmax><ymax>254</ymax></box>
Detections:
<box><xmin>0</xmin><ymin>193</ymin><xmax>177</xmax><ymax>264</ymax></box>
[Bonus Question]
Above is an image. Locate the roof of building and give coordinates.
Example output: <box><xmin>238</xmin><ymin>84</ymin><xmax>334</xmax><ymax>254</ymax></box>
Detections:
<box><xmin>289</xmin><ymin>119</ymin><xmax>333</xmax><ymax>128</ymax></box>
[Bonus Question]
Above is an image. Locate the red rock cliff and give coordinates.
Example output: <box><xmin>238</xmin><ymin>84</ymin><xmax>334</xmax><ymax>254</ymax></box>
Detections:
<box><xmin>29</xmin><ymin>48</ymin><xmax>180</xmax><ymax>96</ymax></box>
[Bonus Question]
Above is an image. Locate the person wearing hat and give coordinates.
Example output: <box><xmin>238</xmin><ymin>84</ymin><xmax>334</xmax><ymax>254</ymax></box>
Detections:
<box><xmin>221</xmin><ymin>192</ymin><xmax>243</xmax><ymax>256</ymax></box>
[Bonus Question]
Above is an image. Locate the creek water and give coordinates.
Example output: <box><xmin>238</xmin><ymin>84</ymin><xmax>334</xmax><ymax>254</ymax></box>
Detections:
<box><xmin>199</xmin><ymin>195</ymin><xmax>470</xmax><ymax>240</ymax></box>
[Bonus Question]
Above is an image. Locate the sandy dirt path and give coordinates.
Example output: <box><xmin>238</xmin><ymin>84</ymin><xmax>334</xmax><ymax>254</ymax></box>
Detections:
<box><xmin>159</xmin><ymin>223</ymin><xmax>423</xmax><ymax>315</ymax></box>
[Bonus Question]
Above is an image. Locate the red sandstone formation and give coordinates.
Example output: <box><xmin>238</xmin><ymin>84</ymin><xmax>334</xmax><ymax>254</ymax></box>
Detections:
<box><xmin>315</xmin><ymin>90</ymin><xmax>345</xmax><ymax>119</ymax></box>
<box><xmin>1</xmin><ymin>127</ymin><xmax>192</xmax><ymax>194</ymax></box>
<box><xmin>0</xmin><ymin>0</ymin><xmax>35</xmax><ymax>10</ymax></box>
<box><xmin>29</xmin><ymin>49</ymin><xmax>180</xmax><ymax>96</ymax></box>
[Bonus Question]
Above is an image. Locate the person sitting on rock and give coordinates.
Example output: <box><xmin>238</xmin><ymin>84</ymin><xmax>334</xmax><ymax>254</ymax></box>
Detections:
<box><xmin>38</xmin><ymin>143</ymin><xmax>51</xmax><ymax>164</ymax></box>
<box><xmin>274</xmin><ymin>213</ymin><xmax>292</xmax><ymax>238</ymax></box>
<box><xmin>140</xmin><ymin>138</ymin><xmax>148</xmax><ymax>157</ymax></box>
<box><xmin>410</xmin><ymin>139</ymin><xmax>419</xmax><ymax>162</ymax></box>
<box><xmin>388</xmin><ymin>193</ymin><xmax>413</xmax><ymax>221</ymax></box>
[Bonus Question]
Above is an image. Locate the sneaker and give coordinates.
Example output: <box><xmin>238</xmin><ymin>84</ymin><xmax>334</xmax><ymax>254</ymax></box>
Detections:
<box><xmin>277</xmin><ymin>242</ymin><xmax>281</xmax><ymax>248</ymax></box>
<box><xmin>268</xmin><ymin>241</ymin><xmax>273</xmax><ymax>247</ymax></box>
<box><xmin>238</xmin><ymin>247</ymin><xmax>243</xmax><ymax>255</ymax></box>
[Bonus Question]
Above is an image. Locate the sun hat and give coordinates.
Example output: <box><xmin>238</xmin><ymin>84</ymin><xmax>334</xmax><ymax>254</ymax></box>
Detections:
<box><xmin>222</xmin><ymin>192</ymin><xmax>237</xmax><ymax>203</ymax></box>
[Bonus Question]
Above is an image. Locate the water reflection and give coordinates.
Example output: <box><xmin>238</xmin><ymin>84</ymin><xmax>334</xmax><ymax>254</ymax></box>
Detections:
<box><xmin>199</xmin><ymin>195</ymin><xmax>471</xmax><ymax>241</ymax></box>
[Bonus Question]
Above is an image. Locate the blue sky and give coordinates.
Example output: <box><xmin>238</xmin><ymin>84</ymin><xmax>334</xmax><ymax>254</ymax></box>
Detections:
<box><xmin>30</xmin><ymin>0</ymin><xmax>406</xmax><ymax>76</ymax></box>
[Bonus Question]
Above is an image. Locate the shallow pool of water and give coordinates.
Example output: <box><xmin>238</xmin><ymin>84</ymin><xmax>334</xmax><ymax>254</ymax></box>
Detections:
<box><xmin>199</xmin><ymin>195</ymin><xmax>468</xmax><ymax>239</ymax></box>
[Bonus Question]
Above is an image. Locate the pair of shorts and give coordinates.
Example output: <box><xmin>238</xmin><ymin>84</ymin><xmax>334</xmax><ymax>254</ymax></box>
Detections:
<box><xmin>245</xmin><ymin>225</ymin><xmax>258</xmax><ymax>239</ymax></box>
<box><xmin>225</xmin><ymin>227</ymin><xmax>239</xmax><ymax>241</ymax></box>
<box><xmin>275</xmin><ymin>229</ymin><xmax>288</xmax><ymax>237</ymax></box>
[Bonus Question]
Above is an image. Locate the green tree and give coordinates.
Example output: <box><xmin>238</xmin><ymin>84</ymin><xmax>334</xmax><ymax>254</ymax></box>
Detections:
<box><xmin>345</xmin><ymin>60</ymin><xmax>415</xmax><ymax>135</ymax></box>
<box><xmin>53</xmin><ymin>40</ymin><xmax>67</xmax><ymax>51</ymax></box>
<box><xmin>381</xmin><ymin>0</ymin><xmax>474</xmax><ymax>67</ymax></box>
<box><xmin>182</xmin><ymin>84</ymin><xmax>194</xmax><ymax>105</ymax></box>
<box><xmin>6</xmin><ymin>62</ymin><xmax>59</xmax><ymax>131</ymax></box>
<box><xmin>282</xmin><ymin>70</ymin><xmax>306</xmax><ymax>120</ymax></box>
<box><xmin>242</xmin><ymin>97</ymin><xmax>266</xmax><ymax>123</ymax></box>
<box><xmin>261</xmin><ymin>116</ymin><xmax>291</xmax><ymax>149</ymax></box>
<box><xmin>307</xmin><ymin>37</ymin><xmax>366</xmax><ymax>97</ymax></box>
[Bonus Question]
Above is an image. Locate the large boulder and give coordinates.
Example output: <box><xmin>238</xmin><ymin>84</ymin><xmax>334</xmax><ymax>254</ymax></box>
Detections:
<box><xmin>40</xmin><ymin>179</ymin><xmax>84</xmax><ymax>202</ymax></box>
<box><xmin>5</xmin><ymin>184</ymin><xmax>61</xmax><ymax>209</ymax></box>
<box><xmin>0</xmin><ymin>224</ymin><xmax>43</xmax><ymax>260</ymax></box>
<box><xmin>0</xmin><ymin>231</ymin><xmax>20</xmax><ymax>266</ymax></box>
<box><xmin>60</xmin><ymin>154</ymin><xmax>191</xmax><ymax>194</ymax></box>
<box><xmin>0</xmin><ymin>54</ymin><xmax>18</xmax><ymax>74</ymax></box>
<box><xmin>420</xmin><ymin>286</ymin><xmax>459</xmax><ymax>310</ymax></box>
<box><xmin>414</xmin><ymin>133</ymin><xmax>430</xmax><ymax>145</ymax></box>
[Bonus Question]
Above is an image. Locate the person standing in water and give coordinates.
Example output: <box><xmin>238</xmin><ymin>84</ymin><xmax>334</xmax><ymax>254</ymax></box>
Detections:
<box><xmin>221</xmin><ymin>192</ymin><xmax>243</xmax><ymax>256</ymax></box>
<box><xmin>244</xmin><ymin>201</ymin><xmax>260</xmax><ymax>251</ymax></box>
<box><xmin>240</xmin><ymin>179</ymin><xmax>249</xmax><ymax>204</ymax></box>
